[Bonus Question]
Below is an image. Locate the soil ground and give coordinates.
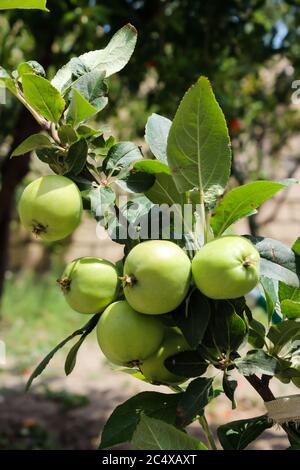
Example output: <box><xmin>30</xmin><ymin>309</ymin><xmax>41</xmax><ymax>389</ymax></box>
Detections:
<box><xmin>0</xmin><ymin>339</ymin><xmax>296</xmax><ymax>450</ymax></box>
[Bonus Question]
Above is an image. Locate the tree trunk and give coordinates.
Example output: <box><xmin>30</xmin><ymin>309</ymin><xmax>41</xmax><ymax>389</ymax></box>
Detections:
<box><xmin>0</xmin><ymin>108</ymin><xmax>39</xmax><ymax>300</ymax></box>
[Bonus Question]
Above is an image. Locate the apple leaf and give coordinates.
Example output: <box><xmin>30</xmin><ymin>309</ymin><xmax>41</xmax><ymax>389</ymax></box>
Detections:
<box><xmin>173</xmin><ymin>289</ymin><xmax>211</xmax><ymax>348</ymax></box>
<box><xmin>17</xmin><ymin>61</ymin><xmax>45</xmax><ymax>77</ymax></box>
<box><xmin>145</xmin><ymin>113</ymin><xmax>172</xmax><ymax>164</ymax></box>
<box><xmin>71</xmin><ymin>69</ymin><xmax>108</xmax><ymax>111</ymax></box>
<box><xmin>57</xmin><ymin>125</ymin><xmax>78</xmax><ymax>146</ymax></box>
<box><xmin>22</xmin><ymin>73</ymin><xmax>65</xmax><ymax>122</ymax></box>
<box><xmin>133</xmin><ymin>159</ymin><xmax>171</xmax><ymax>175</ymax></box>
<box><xmin>65</xmin><ymin>139</ymin><xmax>88</xmax><ymax>176</ymax></box>
<box><xmin>66</xmin><ymin>89</ymin><xmax>97</xmax><ymax>127</ymax></box>
<box><xmin>131</xmin><ymin>414</ymin><xmax>207</xmax><ymax>450</ymax></box>
<box><xmin>11</xmin><ymin>134</ymin><xmax>53</xmax><ymax>157</ymax></box>
<box><xmin>0</xmin><ymin>66</ymin><xmax>17</xmax><ymax>96</ymax></box>
<box><xmin>217</xmin><ymin>415</ymin><xmax>272</xmax><ymax>450</ymax></box>
<box><xmin>223</xmin><ymin>373</ymin><xmax>237</xmax><ymax>410</ymax></box>
<box><xmin>235</xmin><ymin>350</ymin><xmax>280</xmax><ymax>376</ymax></box>
<box><xmin>211</xmin><ymin>180</ymin><xmax>295</xmax><ymax>236</ymax></box>
<box><xmin>246</xmin><ymin>236</ymin><xmax>300</xmax><ymax>288</ymax></box>
<box><xmin>99</xmin><ymin>391</ymin><xmax>183</xmax><ymax>449</ymax></box>
<box><xmin>165</xmin><ymin>351</ymin><xmax>208</xmax><ymax>378</ymax></box>
<box><xmin>25</xmin><ymin>314</ymin><xmax>100</xmax><ymax>391</ymax></box>
<box><xmin>146</xmin><ymin>173</ymin><xmax>185</xmax><ymax>206</ymax></box>
<box><xmin>279</xmin><ymin>281</ymin><xmax>300</xmax><ymax>319</ymax></box>
<box><xmin>167</xmin><ymin>76</ymin><xmax>231</xmax><ymax>198</ymax></box>
<box><xmin>102</xmin><ymin>142</ymin><xmax>143</xmax><ymax>176</ymax></box>
<box><xmin>0</xmin><ymin>0</ymin><xmax>49</xmax><ymax>10</ymax></box>
<box><xmin>52</xmin><ymin>24</ymin><xmax>137</xmax><ymax>92</ymax></box>
<box><xmin>175</xmin><ymin>378</ymin><xmax>213</xmax><ymax>427</ymax></box>
<box><xmin>260</xmin><ymin>276</ymin><xmax>280</xmax><ymax>323</ymax></box>
<box><xmin>267</xmin><ymin>320</ymin><xmax>300</xmax><ymax>354</ymax></box>
<box><xmin>116</xmin><ymin>172</ymin><xmax>155</xmax><ymax>194</ymax></box>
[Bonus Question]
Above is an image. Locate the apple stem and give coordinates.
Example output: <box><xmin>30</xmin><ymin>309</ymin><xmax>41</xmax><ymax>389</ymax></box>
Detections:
<box><xmin>119</xmin><ymin>274</ymin><xmax>137</xmax><ymax>288</ymax></box>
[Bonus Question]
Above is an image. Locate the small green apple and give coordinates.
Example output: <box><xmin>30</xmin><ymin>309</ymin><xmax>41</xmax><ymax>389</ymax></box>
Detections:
<box><xmin>59</xmin><ymin>257</ymin><xmax>119</xmax><ymax>314</ymax></box>
<box><xmin>123</xmin><ymin>240</ymin><xmax>191</xmax><ymax>314</ymax></box>
<box><xmin>97</xmin><ymin>300</ymin><xmax>165</xmax><ymax>366</ymax></box>
<box><xmin>140</xmin><ymin>329</ymin><xmax>190</xmax><ymax>385</ymax></box>
<box><xmin>18</xmin><ymin>175</ymin><xmax>82</xmax><ymax>241</ymax></box>
<box><xmin>192</xmin><ymin>236</ymin><xmax>260</xmax><ymax>299</ymax></box>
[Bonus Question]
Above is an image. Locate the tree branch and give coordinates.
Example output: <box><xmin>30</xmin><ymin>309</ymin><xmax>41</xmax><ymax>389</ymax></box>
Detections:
<box><xmin>245</xmin><ymin>374</ymin><xmax>275</xmax><ymax>402</ymax></box>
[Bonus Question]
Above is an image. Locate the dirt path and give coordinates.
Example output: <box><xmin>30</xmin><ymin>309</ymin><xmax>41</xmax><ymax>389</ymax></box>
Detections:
<box><xmin>0</xmin><ymin>339</ymin><xmax>295</xmax><ymax>450</ymax></box>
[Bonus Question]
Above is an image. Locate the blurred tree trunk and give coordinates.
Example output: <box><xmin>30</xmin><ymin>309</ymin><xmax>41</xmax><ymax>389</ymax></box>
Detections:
<box><xmin>0</xmin><ymin>108</ymin><xmax>38</xmax><ymax>300</ymax></box>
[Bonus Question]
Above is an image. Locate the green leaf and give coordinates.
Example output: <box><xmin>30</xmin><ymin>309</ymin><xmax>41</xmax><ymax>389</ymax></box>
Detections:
<box><xmin>175</xmin><ymin>378</ymin><xmax>213</xmax><ymax>427</ymax></box>
<box><xmin>117</xmin><ymin>171</ymin><xmax>155</xmax><ymax>194</ymax></box>
<box><xmin>87</xmin><ymin>185</ymin><xmax>116</xmax><ymax>221</ymax></box>
<box><xmin>248</xmin><ymin>318</ymin><xmax>266</xmax><ymax>349</ymax></box>
<box><xmin>17</xmin><ymin>61</ymin><xmax>45</xmax><ymax>77</ymax></box>
<box><xmin>260</xmin><ymin>276</ymin><xmax>280</xmax><ymax>322</ymax></box>
<box><xmin>103</xmin><ymin>142</ymin><xmax>143</xmax><ymax>176</ymax></box>
<box><xmin>211</xmin><ymin>181</ymin><xmax>294</xmax><ymax>236</ymax></box>
<box><xmin>71</xmin><ymin>70</ymin><xmax>108</xmax><ymax>111</ymax></box>
<box><xmin>0</xmin><ymin>0</ymin><xmax>49</xmax><ymax>10</ymax></box>
<box><xmin>279</xmin><ymin>281</ymin><xmax>300</xmax><ymax>319</ymax></box>
<box><xmin>57</xmin><ymin>125</ymin><xmax>78</xmax><ymax>145</ymax></box>
<box><xmin>173</xmin><ymin>290</ymin><xmax>211</xmax><ymax>348</ymax></box>
<box><xmin>25</xmin><ymin>313</ymin><xmax>100</xmax><ymax>391</ymax></box>
<box><xmin>133</xmin><ymin>159</ymin><xmax>171</xmax><ymax>175</ymax></box>
<box><xmin>146</xmin><ymin>173</ymin><xmax>185</xmax><ymax>206</ymax></box>
<box><xmin>52</xmin><ymin>24</ymin><xmax>137</xmax><ymax>92</ymax></box>
<box><xmin>235</xmin><ymin>350</ymin><xmax>280</xmax><ymax>376</ymax></box>
<box><xmin>292</xmin><ymin>237</ymin><xmax>300</xmax><ymax>255</ymax></box>
<box><xmin>217</xmin><ymin>415</ymin><xmax>272</xmax><ymax>450</ymax></box>
<box><xmin>0</xmin><ymin>66</ymin><xmax>17</xmax><ymax>95</ymax></box>
<box><xmin>280</xmin><ymin>300</ymin><xmax>300</xmax><ymax>319</ymax></box>
<box><xmin>11</xmin><ymin>134</ymin><xmax>52</xmax><ymax>157</ymax></box>
<box><xmin>65</xmin><ymin>139</ymin><xmax>88</xmax><ymax>176</ymax></box>
<box><xmin>203</xmin><ymin>301</ymin><xmax>248</xmax><ymax>353</ymax></box>
<box><xmin>64</xmin><ymin>336</ymin><xmax>86</xmax><ymax>376</ymax></box>
<box><xmin>246</xmin><ymin>236</ymin><xmax>300</xmax><ymax>288</ymax></box>
<box><xmin>165</xmin><ymin>351</ymin><xmax>208</xmax><ymax>379</ymax></box>
<box><xmin>77</xmin><ymin>125</ymin><xmax>100</xmax><ymax>138</ymax></box>
<box><xmin>167</xmin><ymin>76</ymin><xmax>231</xmax><ymax>196</ymax></box>
<box><xmin>131</xmin><ymin>414</ymin><xmax>207</xmax><ymax>450</ymax></box>
<box><xmin>145</xmin><ymin>113</ymin><xmax>172</xmax><ymax>164</ymax></box>
<box><xmin>99</xmin><ymin>391</ymin><xmax>182</xmax><ymax>449</ymax></box>
<box><xmin>22</xmin><ymin>74</ymin><xmax>65</xmax><ymax>122</ymax></box>
<box><xmin>267</xmin><ymin>320</ymin><xmax>300</xmax><ymax>354</ymax></box>
<box><xmin>66</xmin><ymin>89</ymin><xmax>97</xmax><ymax>127</ymax></box>
<box><xmin>223</xmin><ymin>372</ymin><xmax>237</xmax><ymax>410</ymax></box>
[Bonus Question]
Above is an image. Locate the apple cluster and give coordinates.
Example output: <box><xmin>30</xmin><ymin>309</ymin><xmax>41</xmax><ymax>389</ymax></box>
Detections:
<box><xmin>18</xmin><ymin>174</ymin><xmax>265</xmax><ymax>385</ymax></box>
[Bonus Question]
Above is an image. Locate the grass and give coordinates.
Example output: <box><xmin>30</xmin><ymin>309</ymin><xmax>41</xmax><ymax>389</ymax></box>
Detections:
<box><xmin>0</xmin><ymin>270</ymin><xmax>85</xmax><ymax>368</ymax></box>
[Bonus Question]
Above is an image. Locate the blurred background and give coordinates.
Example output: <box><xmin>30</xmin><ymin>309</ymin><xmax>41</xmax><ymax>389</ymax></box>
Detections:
<box><xmin>1</xmin><ymin>0</ymin><xmax>300</xmax><ymax>450</ymax></box>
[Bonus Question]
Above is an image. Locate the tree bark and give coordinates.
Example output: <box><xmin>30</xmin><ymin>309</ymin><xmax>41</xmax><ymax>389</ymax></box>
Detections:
<box><xmin>0</xmin><ymin>108</ymin><xmax>39</xmax><ymax>300</ymax></box>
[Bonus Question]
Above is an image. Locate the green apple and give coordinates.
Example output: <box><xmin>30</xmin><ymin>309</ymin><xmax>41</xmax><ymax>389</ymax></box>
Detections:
<box><xmin>59</xmin><ymin>257</ymin><xmax>119</xmax><ymax>314</ymax></box>
<box><xmin>140</xmin><ymin>329</ymin><xmax>190</xmax><ymax>385</ymax></box>
<box><xmin>192</xmin><ymin>236</ymin><xmax>260</xmax><ymax>299</ymax></box>
<box><xmin>97</xmin><ymin>300</ymin><xmax>165</xmax><ymax>366</ymax></box>
<box><xmin>18</xmin><ymin>175</ymin><xmax>82</xmax><ymax>241</ymax></box>
<box><xmin>123</xmin><ymin>240</ymin><xmax>191</xmax><ymax>314</ymax></box>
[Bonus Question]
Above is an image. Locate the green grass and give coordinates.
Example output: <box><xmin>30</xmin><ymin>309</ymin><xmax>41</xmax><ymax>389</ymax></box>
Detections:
<box><xmin>0</xmin><ymin>270</ymin><xmax>85</xmax><ymax>368</ymax></box>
